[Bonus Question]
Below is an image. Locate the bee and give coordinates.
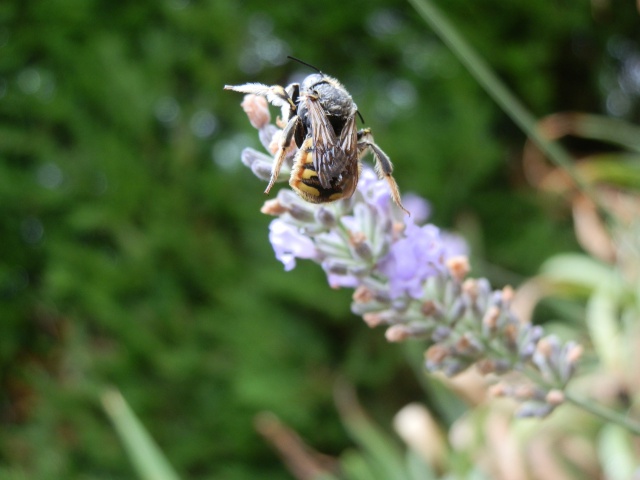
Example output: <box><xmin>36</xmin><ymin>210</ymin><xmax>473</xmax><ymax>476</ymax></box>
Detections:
<box><xmin>224</xmin><ymin>57</ymin><xmax>408</xmax><ymax>214</ymax></box>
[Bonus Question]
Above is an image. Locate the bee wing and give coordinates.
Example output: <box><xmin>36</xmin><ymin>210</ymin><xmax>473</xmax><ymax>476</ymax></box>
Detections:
<box><xmin>338</xmin><ymin>113</ymin><xmax>358</xmax><ymax>167</ymax></box>
<box><xmin>306</xmin><ymin>96</ymin><xmax>349</xmax><ymax>189</ymax></box>
<box><xmin>341</xmin><ymin>151</ymin><xmax>360</xmax><ymax>200</ymax></box>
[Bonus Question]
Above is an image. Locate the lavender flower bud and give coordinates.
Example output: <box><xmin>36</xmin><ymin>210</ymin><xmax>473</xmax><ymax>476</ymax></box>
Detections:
<box><xmin>288</xmin><ymin>204</ymin><xmax>315</xmax><ymax>222</ymax></box>
<box><xmin>492</xmin><ymin>359</ymin><xmax>514</xmax><ymax>374</ymax></box>
<box><xmin>431</xmin><ymin>326</ymin><xmax>451</xmax><ymax>342</ymax></box>
<box><xmin>446</xmin><ymin>256</ymin><xmax>470</xmax><ymax>283</ymax></box>
<box><xmin>517</xmin><ymin>325</ymin><xmax>544</xmax><ymax>361</ymax></box>
<box><xmin>447</xmin><ymin>298</ymin><xmax>467</xmax><ymax>323</ymax></box>
<box><xmin>545</xmin><ymin>389</ymin><xmax>565</xmax><ymax>406</ymax></box>
<box><xmin>250</xmin><ymin>159</ymin><xmax>276</xmax><ymax>182</ymax></box>
<box><xmin>240</xmin><ymin>94</ymin><xmax>270</xmax><ymax>129</ymax></box>
<box><xmin>261</xmin><ymin>199</ymin><xmax>287</xmax><ymax>216</ymax></box>
<box><xmin>241</xmin><ymin>147</ymin><xmax>273</xmax><ymax>168</ymax></box>
<box><xmin>482</xmin><ymin>306</ymin><xmax>501</xmax><ymax>335</ymax></box>
<box><xmin>352</xmin><ymin>285</ymin><xmax>375</xmax><ymax>304</ymax></box>
<box><xmin>275</xmin><ymin>189</ymin><xmax>302</xmax><ymax>210</ymax></box>
<box><xmin>386</xmin><ymin>324</ymin><xmax>413</xmax><ymax>342</ymax></box>
<box><xmin>476</xmin><ymin>359</ymin><xmax>498</xmax><ymax>375</ymax></box>
<box><xmin>363</xmin><ymin>312</ymin><xmax>385</xmax><ymax>328</ymax></box>
<box><xmin>455</xmin><ymin>333</ymin><xmax>484</xmax><ymax>356</ymax></box>
<box><xmin>473</xmin><ymin>278</ymin><xmax>492</xmax><ymax>313</ymax></box>
<box><xmin>421</xmin><ymin>300</ymin><xmax>443</xmax><ymax>319</ymax></box>
<box><xmin>442</xmin><ymin>358</ymin><xmax>471</xmax><ymax>377</ymax></box>
<box><xmin>323</xmin><ymin>259</ymin><xmax>350</xmax><ymax>276</ymax></box>
<box><xmin>391</xmin><ymin>297</ymin><xmax>410</xmax><ymax>311</ymax></box>
<box><xmin>315</xmin><ymin>207</ymin><xmax>336</xmax><ymax>229</ymax></box>
<box><xmin>268</xmin><ymin>220</ymin><xmax>319</xmax><ymax>271</ymax></box>
<box><xmin>515</xmin><ymin>401</ymin><xmax>555</xmax><ymax>418</ymax></box>
<box><xmin>258</xmin><ymin>124</ymin><xmax>280</xmax><ymax>151</ymax></box>
<box><xmin>425</xmin><ymin>344</ymin><xmax>451</xmax><ymax>371</ymax></box>
<box><xmin>268</xmin><ymin>129</ymin><xmax>295</xmax><ymax>157</ymax></box>
<box><xmin>556</xmin><ymin>342</ymin><xmax>583</xmax><ymax>383</ymax></box>
<box><xmin>363</xmin><ymin>310</ymin><xmax>401</xmax><ymax>328</ymax></box>
<box><xmin>349</xmin><ymin>231</ymin><xmax>374</xmax><ymax>262</ymax></box>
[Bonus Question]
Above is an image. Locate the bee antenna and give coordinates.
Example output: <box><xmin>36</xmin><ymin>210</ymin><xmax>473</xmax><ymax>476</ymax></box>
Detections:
<box><xmin>287</xmin><ymin>56</ymin><xmax>322</xmax><ymax>73</ymax></box>
<box><xmin>357</xmin><ymin>110</ymin><xmax>366</xmax><ymax>124</ymax></box>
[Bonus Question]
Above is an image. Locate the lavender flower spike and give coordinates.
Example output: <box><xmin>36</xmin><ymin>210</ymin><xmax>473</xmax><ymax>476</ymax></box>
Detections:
<box><xmin>233</xmin><ymin>93</ymin><xmax>583</xmax><ymax>417</ymax></box>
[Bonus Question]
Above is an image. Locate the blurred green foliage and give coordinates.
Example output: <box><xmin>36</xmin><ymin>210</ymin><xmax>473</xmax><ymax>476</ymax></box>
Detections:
<box><xmin>1</xmin><ymin>0</ymin><xmax>639</xmax><ymax>478</ymax></box>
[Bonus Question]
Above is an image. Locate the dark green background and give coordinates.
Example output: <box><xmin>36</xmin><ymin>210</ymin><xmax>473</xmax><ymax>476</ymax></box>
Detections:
<box><xmin>1</xmin><ymin>0</ymin><xmax>638</xmax><ymax>478</ymax></box>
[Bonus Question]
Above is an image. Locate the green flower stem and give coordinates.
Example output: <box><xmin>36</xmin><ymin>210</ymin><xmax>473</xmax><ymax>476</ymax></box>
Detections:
<box><xmin>407</xmin><ymin>0</ymin><xmax>611</xmax><ymax>222</ymax></box>
<box><xmin>102</xmin><ymin>389</ymin><xmax>181</xmax><ymax>480</ymax></box>
<box><xmin>563</xmin><ymin>390</ymin><xmax>640</xmax><ymax>436</ymax></box>
<box><xmin>522</xmin><ymin>367</ymin><xmax>640</xmax><ymax>435</ymax></box>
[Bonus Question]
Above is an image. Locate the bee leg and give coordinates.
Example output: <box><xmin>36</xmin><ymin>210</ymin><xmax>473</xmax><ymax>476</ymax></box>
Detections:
<box><xmin>358</xmin><ymin>129</ymin><xmax>409</xmax><ymax>215</ymax></box>
<box><xmin>224</xmin><ymin>83</ymin><xmax>296</xmax><ymax>111</ymax></box>
<box><xmin>265</xmin><ymin>114</ymin><xmax>301</xmax><ymax>195</ymax></box>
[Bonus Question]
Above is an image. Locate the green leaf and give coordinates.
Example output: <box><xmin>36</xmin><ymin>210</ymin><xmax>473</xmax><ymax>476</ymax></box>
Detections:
<box><xmin>336</xmin><ymin>385</ymin><xmax>412</xmax><ymax>480</ymax></box>
<box><xmin>577</xmin><ymin>155</ymin><xmax>640</xmax><ymax>190</ymax></box>
<box><xmin>598</xmin><ymin>424</ymin><xmax>638</xmax><ymax>480</ymax></box>
<box><xmin>586</xmin><ymin>288</ymin><xmax>621</xmax><ymax>371</ymax></box>
<box><xmin>102</xmin><ymin>389</ymin><xmax>181</xmax><ymax>480</ymax></box>
<box><xmin>339</xmin><ymin>449</ymin><xmax>382</xmax><ymax>480</ymax></box>
<box><xmin>540</xmin><ymin>253</ymin><xmax>621</xmax><ymax>295</ymax></box>
<box><xmin>560</xmin><ymin>114</ymin><xmax>640</xmax><ymax>153</ymax></box>
<box><xmin>405</xmin><ymin>450</ymin><xmax>437</xmax><ymax>480</ymax></box>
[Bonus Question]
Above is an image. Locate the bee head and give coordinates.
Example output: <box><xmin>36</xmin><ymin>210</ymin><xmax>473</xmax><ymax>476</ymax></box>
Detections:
<box><xmin>301</xmin><ymin>73</ymin><xmax>327</xmax><ymax>94</ymax></box>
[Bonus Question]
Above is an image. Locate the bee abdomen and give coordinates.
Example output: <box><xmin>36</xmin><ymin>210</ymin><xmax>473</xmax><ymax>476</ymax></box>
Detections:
<box><xmin>290</xmin><ymin>147</ymin><xmax>345</xmax><ymax>203</ymax></box>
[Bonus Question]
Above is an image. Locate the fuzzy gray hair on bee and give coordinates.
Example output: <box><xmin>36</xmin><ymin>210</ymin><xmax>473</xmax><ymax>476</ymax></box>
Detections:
<box><xmin>225</xmin><ymin>57</ymin><xmax>408</xmax><ymax>215</ymax></box>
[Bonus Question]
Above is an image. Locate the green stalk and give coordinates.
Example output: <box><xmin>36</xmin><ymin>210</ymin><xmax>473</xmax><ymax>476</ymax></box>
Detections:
<box><xmin>522</xmin><ymin>367</ymin><xmax>640</xmax><ymax>435</ymax></box>
<box><xmin>407</xmin><ymin>0</ymin><xmax>610</xmax><ymax>221</ymax></box>
<box><xmin>564</xmin><ymin>391</ymin><xmax>640</xmax><ymax>436</ymax></box>
<box><xmin>102</xmin><ymin>389</ymin><xmax>181</xmax><ymax>480</ymax></box>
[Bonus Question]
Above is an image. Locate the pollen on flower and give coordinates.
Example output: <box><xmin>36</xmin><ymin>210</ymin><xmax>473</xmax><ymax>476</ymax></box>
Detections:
<box><xmin>241</xmin><ymin>94</ymin><xmax>270</xmax><ymax>129</ymax></box>
<box><xmin>267</xmin><ymin>132</ymin><xmax>280</xmax><ymax>155</ymax></box>
<box><xmin>536</xmin><ymin>337</ymin><xmax>554</xmax><ymax>358</ymax></box>
<box><xmin>475</xmin><ymin>359</ymin><xmax>497</xmax><ymax>375</ymax></box>
<box><xmin>353</xmin><ymin>285</ymin><xmax>375</xmax><ymax>304</ymax></box>
<box><xmin>455</xmin><ymin>333</ymin><xmax>483</xmax><ymax>356</ymax></box>
<box><xmin>462</xmin><ymin>278</ymin><xmax>478</xmax><ymax>300</ymax></box>
<box><xmin>392</xmin><ymin>222</ymin><xmax>405</xmax><ymax>237</ymax></box>
<box><xmin>566</xmin><ymin>344</ymin><xmax>584</xmax><ymax>364</ymax></box>
<box><xmin>488</xmin><ymin>382</ymin><xmax>509</xmax><ymax>397</ymax></box>
<box><xmin>349</xmin><ymin>231</ymin><xmax>366</xmax><ymax>245</ymax></box>
<box><xmin>385</xmin><ymin>324</ymin><xmax>412</xmax><ymax>342</ymax></box>
<box><xmin>268</xmin><ymin>129</ymin><xmax>296</xmax><ymax>156</ymax></box>
<box><xmin>446</xmin><ymin>256</ymin><xmax>470</xmax><ymax>282</ymax></box>
<box><xmin>363</xmin><ymin>312</ymin><xmax>384</xmax><ymax>328</ymax></box>
<box><xmin>482</xmin><ymin>305</ymin><xmax>501</xmax><ymax>331</ymax></box>
<box><xmin>349</xmin><ymin>231</ymin><xmax>373</xmax><ymax>261</ymax></box>
<box><xmin>420</xmin><ymin>300</ymin><xmax>439</xmax><ymax>317</ymax></box>
<box><xmin>514</xmin><ymin>384</ymin><xmax>541</xmax><ymax>400</ymax></box>
<box><xmin>425</xmin><ymin>344</ymin><xmax>450</xmax><ymax>365</ymax></box>
<box><xmin>501</xmin><ymin>285</ymin><xmax>515</xmax><ymax>303</ymax></box>
<box><xmin>261</xmin><ymin>199</ymin><xmax>287</xmax><ymax>216</ymax></box>
<box><xmin>503</xmin><ymin>323</ymin><xmax>518</xmax><ymax>347</ymax></box>
<box><xmin>545</xmin><ymin>389</ymin><xmax>565</xmax><ymax>406</ymax></box>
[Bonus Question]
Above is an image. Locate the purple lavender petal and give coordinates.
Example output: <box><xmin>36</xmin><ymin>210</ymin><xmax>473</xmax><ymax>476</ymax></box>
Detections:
<box><xmin>378</xmin><ymin>223</ymin><xmax>446</xmax><ymax>299</ymax></box>
<box><xmin>401</xmin><ymin>193</ymin><xmax>431</xmax><ymax>225</ymax></box>
<box><xmin>326</xmin><ymin>272</ymin><xmax>361</xmax><ymax>289</ymax></box>
<box><xmin>357</xmin><ymin>169</ymin><xmax>392</xmax><ymax>211</ymax></box>
<box><xmin>441</xmin><ymin>231</ymin><xmax>469</xmax><ymax>259</ymax></box>
<box><xmin>269</xmin><ymin>219</ymin><xmax>319</xmax><ymax>271</ymax></box>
